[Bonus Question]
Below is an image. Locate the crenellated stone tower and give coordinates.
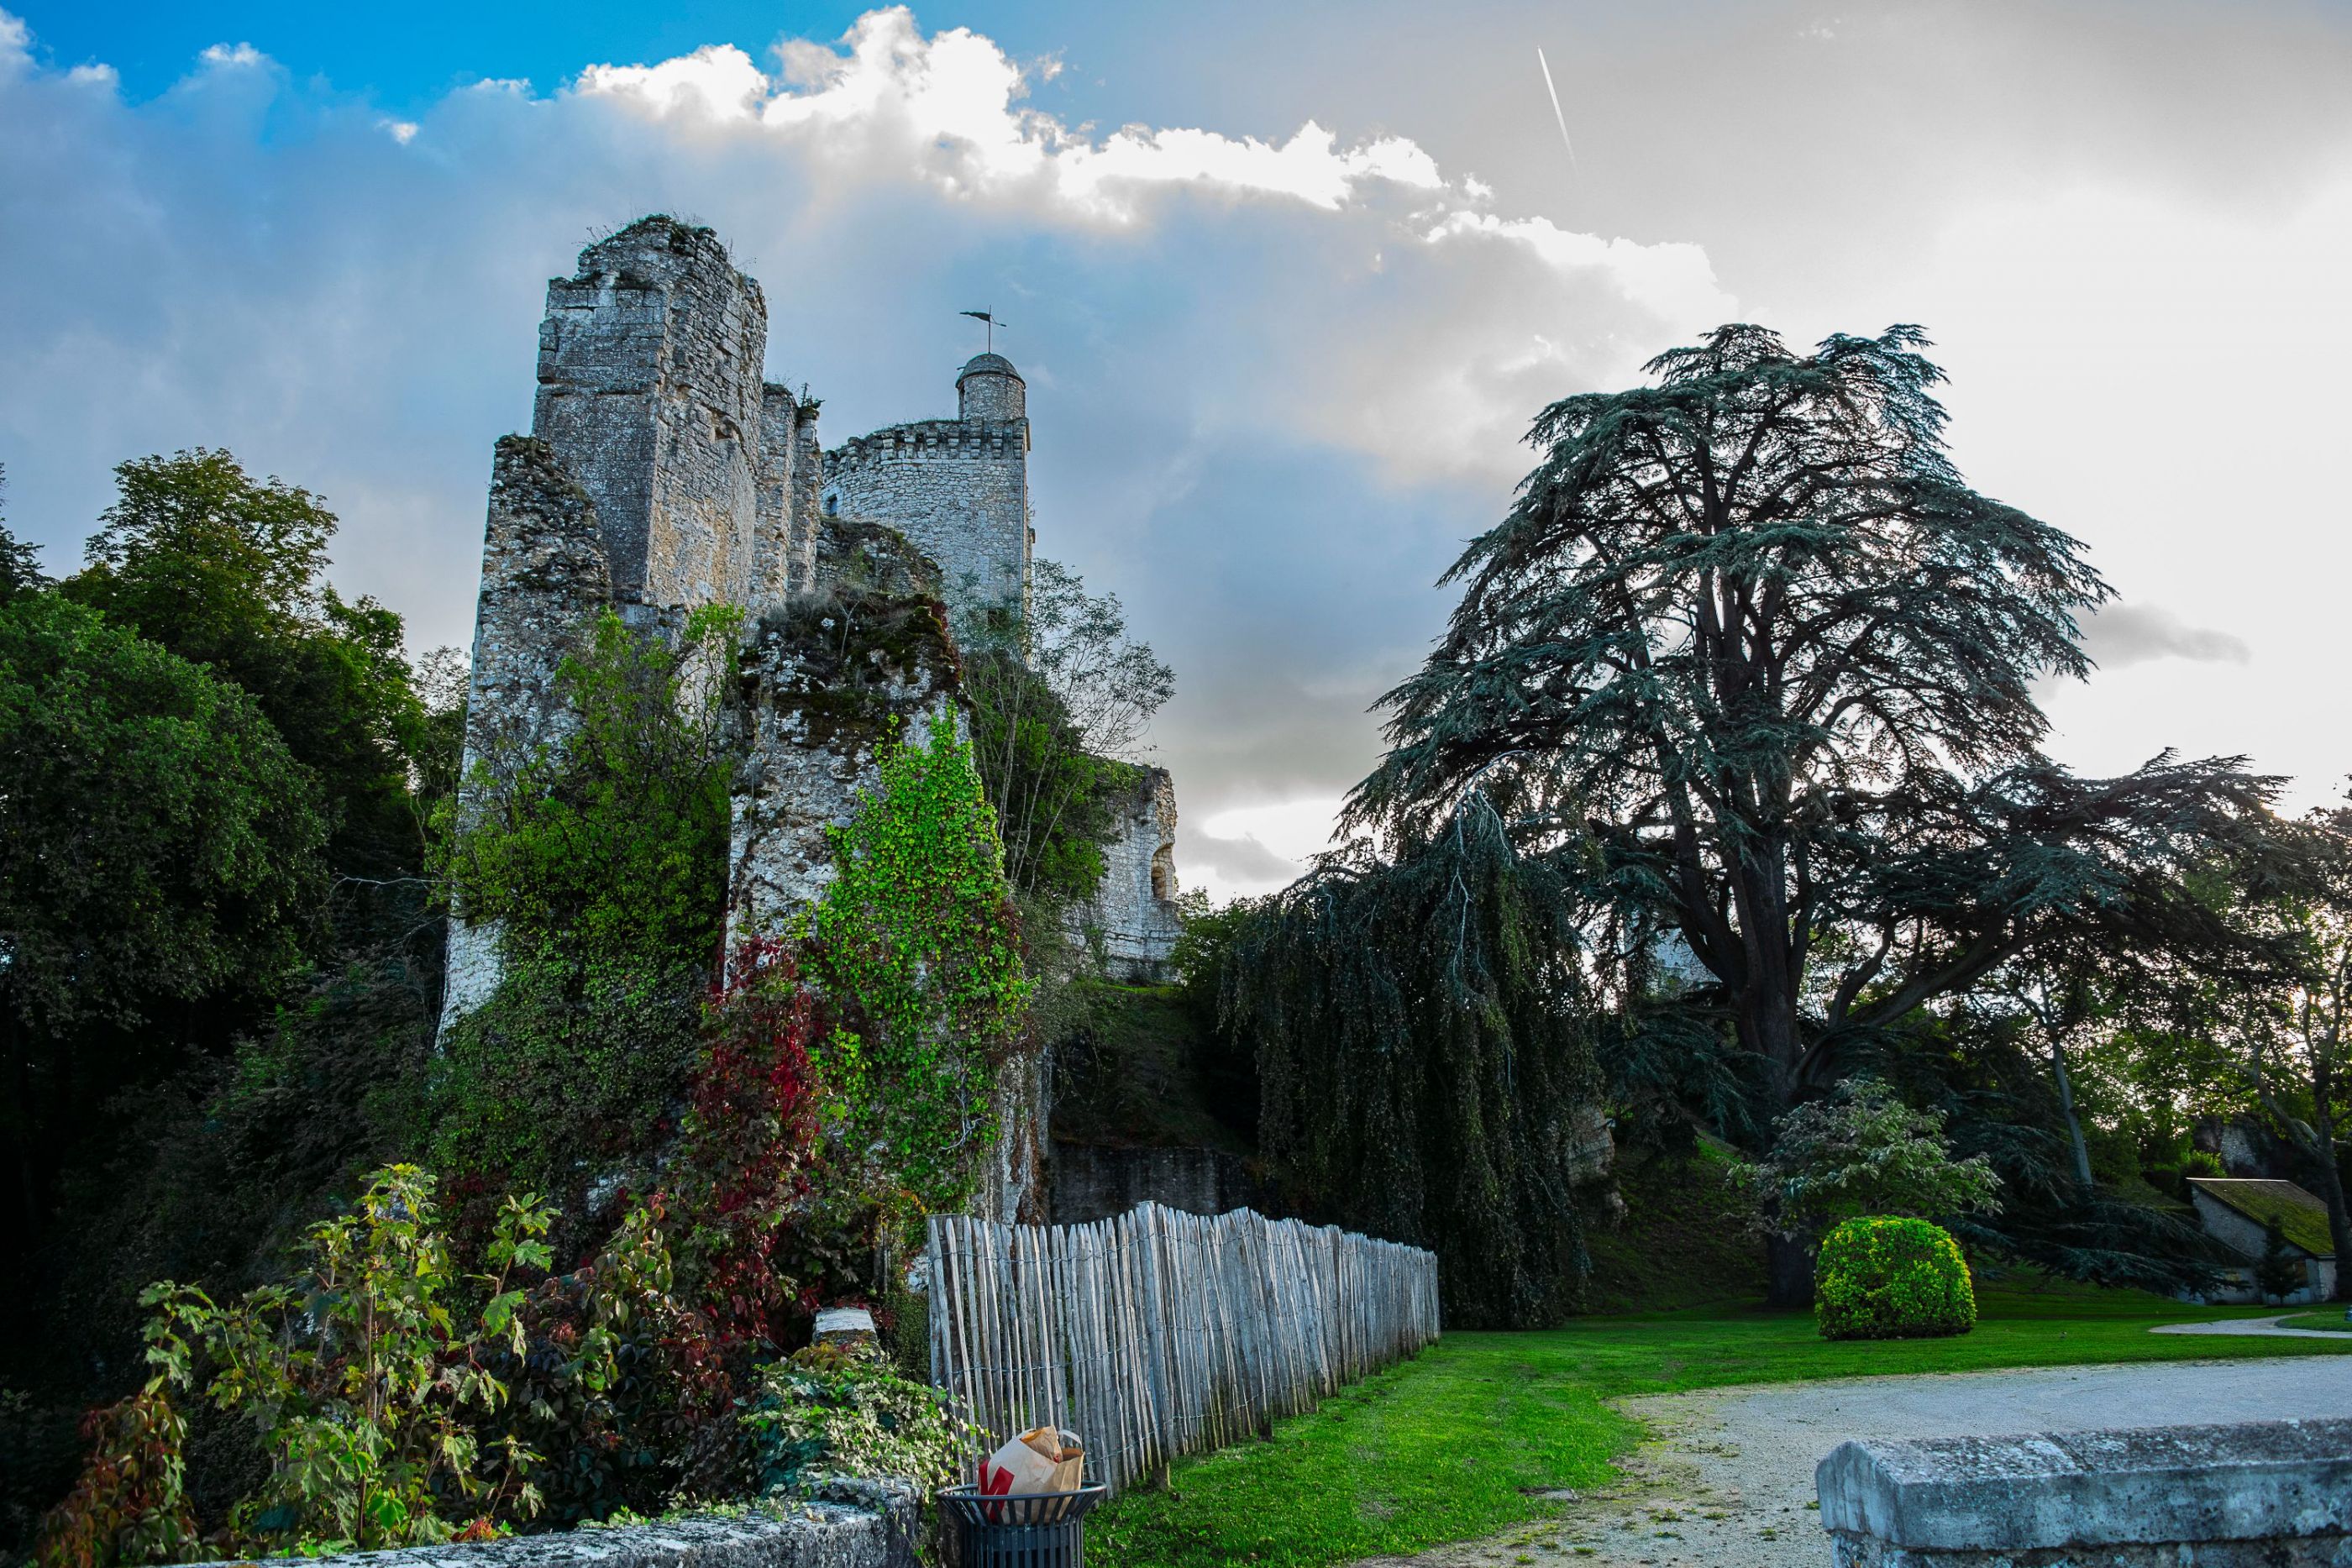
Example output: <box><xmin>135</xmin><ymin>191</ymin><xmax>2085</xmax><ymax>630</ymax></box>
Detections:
<box><xmin>822</xmin><ymin>351</ymin><xmax>1032</xmax><ymax>619</ymax></box>
<box><xmin>440</xmin><ymin>216</ymin><xmax>1184</xmax><ymax>1215</ymax></box>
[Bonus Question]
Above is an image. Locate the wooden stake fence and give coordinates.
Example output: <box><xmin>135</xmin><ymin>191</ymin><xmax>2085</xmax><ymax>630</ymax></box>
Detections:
<box><xmin>926</xmin><ymin>1204</ymin><xmax>1441</xmax><ymax>1494</ymax></box>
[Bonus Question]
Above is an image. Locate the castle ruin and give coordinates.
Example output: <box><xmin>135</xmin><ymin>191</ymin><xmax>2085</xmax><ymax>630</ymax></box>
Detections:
<box><xmin>439</xmin><ymin>216</ymin><xmax>1185</xmax><ymax>1217</ymax></box>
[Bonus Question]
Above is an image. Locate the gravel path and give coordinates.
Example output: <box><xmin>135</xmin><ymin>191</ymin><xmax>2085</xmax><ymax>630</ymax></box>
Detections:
<box><xmin>1355</xmin><ymin>1357</ymin><xmax>2352</xmax><ymax>1568</ymax></box>
<box><xmin>2150</xmin><ymin>1312</ymin><xmax>2352</xmax><ymax>1339</ymax></box>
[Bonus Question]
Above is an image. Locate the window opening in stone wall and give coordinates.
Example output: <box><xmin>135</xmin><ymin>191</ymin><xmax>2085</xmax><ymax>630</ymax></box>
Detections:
<box><xmin>1151</xmin><ymin>845</ymin><xmax>1175</xmax><ymax>903</ymax></box>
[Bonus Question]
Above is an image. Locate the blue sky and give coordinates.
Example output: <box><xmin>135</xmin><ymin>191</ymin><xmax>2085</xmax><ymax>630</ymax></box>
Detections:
<box><xmin>3</xmin><ymin>2</ymin><xmax>2349</xmax><ymax>895</ymax></box>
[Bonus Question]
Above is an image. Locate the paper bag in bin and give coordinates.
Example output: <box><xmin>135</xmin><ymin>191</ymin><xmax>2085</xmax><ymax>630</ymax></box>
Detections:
<box><xmin>977</xmin><ymin>1426</ymin><xmax>1083</xmax><ymax>1522</ymax></box>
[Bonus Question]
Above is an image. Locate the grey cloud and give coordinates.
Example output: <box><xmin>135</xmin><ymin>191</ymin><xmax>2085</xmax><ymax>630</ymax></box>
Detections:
<box><xmin>1177</xmin><ymin>831</ymin><xmax>1302</xmax><ymax>889</ymax></box>
<box><xmin>2082</xmin><ymin>603</ymin><xmax>2252</xmax><ymax>670</ymax></box>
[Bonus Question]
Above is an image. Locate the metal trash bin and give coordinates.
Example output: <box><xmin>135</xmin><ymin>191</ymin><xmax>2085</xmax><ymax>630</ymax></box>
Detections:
<box><xmin>937</xmin><ymin>1483</ymin><xmax>1106</xmax><ymax>1567</ymax></box>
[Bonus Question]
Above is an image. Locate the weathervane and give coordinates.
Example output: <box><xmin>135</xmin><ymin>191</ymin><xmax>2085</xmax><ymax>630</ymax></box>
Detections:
<box><xmin>960</xmin><ymin>309</ymin><xmax>1005</xmax><ymax>353</ymax></box>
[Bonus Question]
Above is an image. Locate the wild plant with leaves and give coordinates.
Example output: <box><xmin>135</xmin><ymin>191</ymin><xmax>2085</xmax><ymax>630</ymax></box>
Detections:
<box><xmin>34</xmin><ymin>1169</ymin><xmax>747</xmax><ymax>1565</ymax></box>
<box><xmin>39</xmin><ymin>1167</ymin><xmax>555</xmax><ymax>1565</ymax></box>
<box><xmin>741</xmin><ymin>1341</ymin><xmax>974</xmax><ymax>1495</ymax></box>
<box><xmin>1729</xmin><ymin>1078</ymin><xmax>2001</xmax><ymax>1247</ymax></box>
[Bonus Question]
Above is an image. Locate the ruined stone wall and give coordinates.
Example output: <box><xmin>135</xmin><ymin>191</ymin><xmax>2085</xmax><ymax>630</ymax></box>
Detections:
<box><xmin>439</xmin><ymin>436</ymin><xmax>614</xmax><ymax>1032</ymax></box>
<box><xmin>823</xmin><ymin>419</ymin><xmax>1029</xmax><ymax>618</ymax></box>
<box><xmin>727</xmin><ymin>516</ymin><xmax>960</xmax><ymax>941</ymax></box>
<box><xmin>752</xmin><ymin>385</ymin><xmax>801</xmax><ymax>606</ymax></box>
<box><xmin>531</xmin><ymin>218</ymin><xmax>766</xmax><ymax>611</ymax></box>
<box><xmin>1066</xmin><ymin>767</ymin><xmax>1184</xmax><ymax>981</ymax></box>
<box><xmin>790</xmin><ymin>412</ymin><xmax>825</xmax><ymax>596</ymax></box>
<box><xmin>726</xmin><ymin>516</ymin><xmax>1045</xmax><ymax>1223</ymax></box>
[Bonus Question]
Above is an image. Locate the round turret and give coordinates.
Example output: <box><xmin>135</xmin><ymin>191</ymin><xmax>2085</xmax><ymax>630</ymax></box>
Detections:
<box><xmin>957</xmin><ymin>352</ymin><xmax>1026</xmax><ymax>422</ymax></box>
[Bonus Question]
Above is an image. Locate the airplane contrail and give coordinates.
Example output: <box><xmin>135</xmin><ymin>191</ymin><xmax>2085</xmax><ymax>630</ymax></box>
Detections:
<box><xmin>1536</xmin><ymin>47</ymin><xmax>1578</xmax><ymax>173</ymax></box>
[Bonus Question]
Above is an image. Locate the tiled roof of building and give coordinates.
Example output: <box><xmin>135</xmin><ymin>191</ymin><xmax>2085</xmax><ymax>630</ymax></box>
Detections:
<box><xmin>2190</xmin><ymin>1177</ymin><xmax>2336</xmax><ymax>1257</ymax></box>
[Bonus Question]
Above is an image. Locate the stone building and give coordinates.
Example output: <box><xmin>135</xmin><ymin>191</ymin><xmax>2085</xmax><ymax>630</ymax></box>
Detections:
<box><xmin>438</xmin><ymin>216</ymin><xmax>1185</xmax><ymax>1217</ymax></box>
<box><xmin>2187</xmin><ymin>1177</ymin><xmax>2339</xmax><ymax>1303</ymax></box>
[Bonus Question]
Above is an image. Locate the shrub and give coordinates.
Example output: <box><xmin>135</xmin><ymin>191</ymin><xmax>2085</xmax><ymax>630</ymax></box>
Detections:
<box><xmin>1814</xmin><ymin>1216</ymin><xmax>1977</xmax><ymax>1340</ymax></box>
<box><xmin>668</xmin><ymin>941</ymin><xmax>827</xmax><ymax>1351</ymax></box>
<box><xmin>35</xmin><ymin>1168</ymin><xmax>727</xmax><ymax>1564</ymax></box>
<box><xmin>1732</xmin><ymin>1078</ymin><xmax>2002</xmax><ymax>1243</ymax></box>
<box><xmin>740</xmin><ymin>1343</ymin><xmax>971</xmax><ymax>1495</ymax></box>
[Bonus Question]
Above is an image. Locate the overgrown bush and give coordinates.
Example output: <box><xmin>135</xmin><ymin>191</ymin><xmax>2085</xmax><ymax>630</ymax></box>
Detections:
<box><xmin>428</xmin><ymin>606</ymin><xmax>738</xmax><ymax>1196</ymax></box>
<box><xmin>436</xmin><ymin>606</ymin><xmax>738</xmax><ymax>972</ymax></box>
<box><xmin>428</xmin><ymin>952</ymin><xmax>702</xmax><ymax>1199</ymax></box>
<box><xmin>668</xmin><ymin>941</ymin><xmax>828</xmax><ymax>1350</ymax></box>
<box><xmin>1814</xmin><ymin>1216</ymin><xmax>1977</xmax><ymax>1340</ymax></box>
<box><xmin>740</xmin><ymin>1343</ymin><xmax>970</xmax><ymax>1495</ymax></box>
<box><xmin>801</xmin><ymin>713</ymin><xmax>1029</xmax><ymax>1211</ymax></box>
<box><xmin>34</xmin><ymin>1169</ymin><xmax>731</xmax><ymax>1565</ymax></box>
<box><xmin>1731</xmin><ymin>1078</ymin><xmax>2003</xmax><ymax>1245</ymax></box>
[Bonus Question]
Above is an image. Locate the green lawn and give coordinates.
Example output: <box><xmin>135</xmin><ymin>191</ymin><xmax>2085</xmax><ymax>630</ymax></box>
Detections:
<box><xmin>2277</xmin><ymin>1308</ymin><xmax>2352</xmax><ymax>1333</ymax></box>
<box><xmin>1088</xmin><ymin>1277</ymin><xmax>2352</xmax><ymax>1568</ymax></box>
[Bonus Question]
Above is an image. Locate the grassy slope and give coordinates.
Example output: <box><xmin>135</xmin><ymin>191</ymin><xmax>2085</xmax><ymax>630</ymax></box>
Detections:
<box><xmin>1576</xmin><ymin>1143</ymin><xmax>1763</xmax><ymax>1314</ymax></box>
<box><xmin>1089</xmin><ymin>1278</ymin><xmax>2352</xmax><ymax>1568</ymax></box>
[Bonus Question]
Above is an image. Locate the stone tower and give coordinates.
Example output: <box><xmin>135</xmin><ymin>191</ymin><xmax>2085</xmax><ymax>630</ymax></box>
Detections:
<box><xmin>531</xmin><ymin>221</ymin><xmax>769</xmax><ymax>612</ymax></box>
<box><xmin>822</xmin><ymin>352</ymin><xmax>1033</xmax><ymax>620</ymax></box>
<box><xmin>440</xmin><ymin>218</ymin><xmax>843</xmax><ymax>1033</ymax></box>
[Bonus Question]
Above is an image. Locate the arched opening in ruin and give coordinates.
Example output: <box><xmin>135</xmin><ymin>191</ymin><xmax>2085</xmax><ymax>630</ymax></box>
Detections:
<box><xmin>1151</xmin><ymin>845</ymin><xmax>1176</xmax><ymax>903</ymax></box>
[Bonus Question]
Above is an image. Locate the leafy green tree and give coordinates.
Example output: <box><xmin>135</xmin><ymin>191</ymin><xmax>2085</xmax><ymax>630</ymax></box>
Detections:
<box><xmin>1346</xmin><ymin>323</ymin><xmax>2276</xmax><ymax>1303</ymax></box>
<box><xmin>2209</xmin><ymin>801</ymin><xmax>2352</xmax><ymax>1297</ymax></box>
<box><xmin>963</xmin><ymin>648</ymin><xmax>1126</xmax><ymax>905</ymax></box>
<box><xmin>802</xmin><ymin>713</ymin><xmax>1030</xmax><ymax>1209</ymax></box>
<box><xmin>959</xmin><ymin>559</ymin><xmax>1175</xmax><ymax>914</ymax></box>
<box><xmin>62</xmin><ymin>450</ymin><xmax>429</xmax><ymax>878</ymax></box>
<box><xmin>0</xmin><ymin>464</ymin><xmax>47</xmax><ymax>602</ymax></box>
<box><xmin>1730</xmin><ymin>1077</ymin><xmax>2001</xmax><ymax>1246</ymax></box>
<box><xmin>2255</xmin><ymin>1215</ymin><xmax>2305</xmax><ymax>1303</ymax></box>
<box><xmin>1016</xmin><ymin>559</ymin><xmax>1175</xmax><ymax>761</ymax></box>
<box><xmin>0</xmin><ymin>594</ymin><xmax>328</xmax><ymax>1232</ymax></box>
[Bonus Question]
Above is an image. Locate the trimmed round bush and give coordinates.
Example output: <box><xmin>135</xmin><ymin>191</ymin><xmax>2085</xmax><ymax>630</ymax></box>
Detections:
<box><xmin>1814</xmin><ymin>1216</ymin><xmax>1977</xmax><ymax>1340</ymax></box>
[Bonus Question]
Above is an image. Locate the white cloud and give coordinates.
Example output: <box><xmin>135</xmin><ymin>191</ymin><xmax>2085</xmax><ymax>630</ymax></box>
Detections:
<box><xmin>577</xmin><ymin>44</ymin><xmax>768</xmax><ymax>123</ymax></box>
<box><xmin>564</xmin><ymin>8</ymin><xmax>1516</xmax><ymax>233</ymax></box>
<box><xmin>0</xmin><ymin>4</ymin><xmax>1733</xmax><ymax>894</ymax></box>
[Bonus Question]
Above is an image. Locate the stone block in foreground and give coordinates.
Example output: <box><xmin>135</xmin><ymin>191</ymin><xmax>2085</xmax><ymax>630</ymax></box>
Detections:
<box><xmin>1816</xmin><ymin>1418</ymin><xmax>2352</xmax><ymax>1565</ymax></box>
<box><xmin>211</xmin><ymin>1482</ymin><xmax>918</xmax><ymax>1568</ymax></box>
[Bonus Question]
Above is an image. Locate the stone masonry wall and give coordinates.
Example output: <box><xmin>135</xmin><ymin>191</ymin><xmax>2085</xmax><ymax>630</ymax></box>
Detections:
<box><xmin>727</xmin><ymin>517</ymin><xmax>961</xmax><ymax>942</ymax></box>
<box><xmin>823</xmin><ymin>419</ymin><xmax>1028</xmax><ymax>618</ymax></box>
<box><xmin>753</xmin><ymin>384</ymin><xmax>802</xmax><ymax>606</ymax></box>
<box><xmin>230</xmin><ymin>1481</ymin><xmax>919</xmax><ymax>1568</ymax></box>
<box><xmin>1070</xmin><ymin>766</ymin><xmax>1184</xmax><ymax>981</ymax></box>
<box><xmin>532</xmin><ymin>218</ymin><xmax>766</xmax><ymax>611</ymax></box>
<box><xmin>790</xmin><ymin>412</ymin><xmax>825</xmax><ymax>596</ymax></box>
<box><xmin>440</xmin><ymin>436</ymin><xmax>614</xmax><ymax>1032</ymax></box>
